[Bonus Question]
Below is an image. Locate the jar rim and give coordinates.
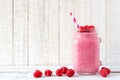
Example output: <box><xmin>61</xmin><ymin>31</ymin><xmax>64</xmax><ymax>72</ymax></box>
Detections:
<box><xmin>75</xmin><ymin>31</ymin><xmax>98</xmax><ymax>35</ymax></box>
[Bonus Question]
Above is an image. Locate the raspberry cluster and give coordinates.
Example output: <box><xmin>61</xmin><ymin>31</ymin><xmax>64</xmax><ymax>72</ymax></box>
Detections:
<box><xmin>77</xmin><ymin>25</ymin><xmax>95</xmax><ymax>33</ymax></box>
<box><xmin>33</xmin><ymin>66</ymin><xmax>75</xmax><ymax>78</ymax></box>
<box><xmin>33</xmin><ymin>66</ymin><xmax>111</xmax><ymax>78</ymax></box>
<box><xmin>33</xmin><ymin>69</ymin><xmax>53</xmax><ymax>78</ymax></box>
<box><xmin>56</xmin><ymin>66</ymin><xmax>75</xmax><ymax>77</ymax></box>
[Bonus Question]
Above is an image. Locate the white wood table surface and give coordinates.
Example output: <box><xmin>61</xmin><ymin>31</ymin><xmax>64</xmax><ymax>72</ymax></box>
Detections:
<box><xmin>0</xmin><ymin>66</ymin><xmax>120</xmax><ymax>80</ymax></box>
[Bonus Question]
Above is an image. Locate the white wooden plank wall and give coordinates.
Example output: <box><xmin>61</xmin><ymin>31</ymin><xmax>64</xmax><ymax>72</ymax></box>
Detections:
<box><xmin>0</xmin><ymin>0</ymin><xmax>12</xmax><ymax>65</ymax></box>
<box><xmin>13</xmin><ymin>0</ymin><xmax>29</xmax><ymax>66</ymax></box>
<box><xmin>0</xmin><ymin>0</ymin><xmax>120</xmax><ymax>67</ymax></box>
<box><xmin>60</xmin><ymin>0</ymin><xmax>75</xmax><ymax>65</ymax></box>
<box><xmin>107</xmin><ymin>0</ymin><xmax>120</xmax><ymax>66</ymax></box>
<box><xmin>47</xmin><ymin>0</ymin><xmax>59</xmax><ymax>65</ymax></box>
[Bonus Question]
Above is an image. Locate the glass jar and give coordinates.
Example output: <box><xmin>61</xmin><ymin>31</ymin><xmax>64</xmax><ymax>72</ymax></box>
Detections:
<box><xmin>73</xmin><ymin>31</ymin><xmax>100</xmax><ymax>74</ymax></box>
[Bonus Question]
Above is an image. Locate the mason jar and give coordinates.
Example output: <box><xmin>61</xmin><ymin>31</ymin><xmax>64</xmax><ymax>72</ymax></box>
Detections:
<box><xmin>73</xmin><ymin>31</ymin><xmax>100</xmax><ymax>74</ymax></box>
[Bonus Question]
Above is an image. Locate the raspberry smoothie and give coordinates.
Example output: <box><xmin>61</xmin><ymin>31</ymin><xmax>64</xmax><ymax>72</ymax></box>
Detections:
<box><xmin>73</xmin><ymin>29</ymin><xmax>100</xmax><ymax>74</ymax></box>
<box><xmin>70</xmin><ymin>13</ymin><xmax>100</xmax><ymax>74</ymax></box>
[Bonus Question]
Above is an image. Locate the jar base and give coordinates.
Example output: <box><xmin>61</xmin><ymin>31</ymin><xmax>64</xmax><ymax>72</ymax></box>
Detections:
<box><xmin>77</xmin><ymin>72</ymin><xmax>97</xmax><ymax>75</ymax></box>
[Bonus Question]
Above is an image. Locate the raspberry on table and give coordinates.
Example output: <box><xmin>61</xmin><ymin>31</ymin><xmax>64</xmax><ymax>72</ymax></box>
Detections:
<box><xmin>45</xmin><ymin>69</ymin><xmax>52</xmax><ymax>76</ymax></box>
<box><xmin>99</xmin><ymin>68</ymin><xmax>108</xmax><ymax>77</ymax></box>
<box><xmin>33</xmin><ymin>70</ymin><xmax>42</xmax><ymax>78</ymax></box>
<box><xmin>66</xmin><ymin>69</ymin><xmax>75</xmax><ymax>77</ymax></box>
<box><xmin>99</xmin><ymin>67</ymin><xmax>111</xmax><ymax>78</ymax></box>
<box><xmin>56</xmin><ymin>69</ymin><xmax>63</xmax><ymax>76</ymax></box>
<box><xmin>61</xmin><ymin>66</ymin><xmax>68</xmax><ymax>74</ymax></box>
<box><xmin>101</xmin><ymin>67</ymin><xmax>111</xmax><ymax>74</ymax></box>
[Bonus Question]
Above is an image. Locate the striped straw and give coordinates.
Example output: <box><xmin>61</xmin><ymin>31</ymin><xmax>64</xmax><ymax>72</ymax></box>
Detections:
<box><xmin>70</xmin><ymin>12</ymin><xmax>79</xmax><ymax>28</ymax></box>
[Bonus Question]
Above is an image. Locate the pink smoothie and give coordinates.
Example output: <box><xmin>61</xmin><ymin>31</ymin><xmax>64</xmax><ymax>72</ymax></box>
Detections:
<box><xmin>73</xmin><ymin>31</ymin><xmax>100</xmax><ymax>74</ymax></box>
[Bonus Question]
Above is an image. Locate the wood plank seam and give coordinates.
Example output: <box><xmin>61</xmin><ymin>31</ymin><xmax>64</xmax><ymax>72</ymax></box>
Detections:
<box><xmin>12</xmin><ymin>0</ymin><xmax>14</xmax><ymax>66</ymax></box>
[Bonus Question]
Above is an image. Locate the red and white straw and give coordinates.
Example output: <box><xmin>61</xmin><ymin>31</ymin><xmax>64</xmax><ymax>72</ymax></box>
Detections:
<box><xmin>70</xmin><ymin>12</ymin><xmax>79</xmax><ymax>28</ymax></box>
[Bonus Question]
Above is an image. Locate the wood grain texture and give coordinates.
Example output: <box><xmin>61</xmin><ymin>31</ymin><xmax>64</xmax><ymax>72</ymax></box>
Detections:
<box><xmin>80</xmin><ymin>0</ymin><xmax>91</xmax><ymax>25</ymax></box>
<box><xmin>0</xmin><ymin>0</ymin><xmax>120</xmax><ymax>67</ymax></box>
<box><xmin>75</xmin><ymin>0</ymin><xmax>91</xmax><ymax>25</ymax></box>
<box><xmin>60</xmin><ymin>0</ymin><xmax>75</xmax><ymax>65</ymax></box>
<box><xmin>29</xmin><ymin>0</ymin><xmax>49</xmax><ymax>65</ymax></box>
<box><xmin>13</xmin><ymin>0</ymin><xmax>29</xmax><ymax>65</ymax></box>
<box><xmin>75</xmin><ymin>0</ymin><xmax>82</xmax><ymax>25</ymax></box>
<box><xmin>46</xmin><ymin>0</ymin><xmax>59</xmax><ymax>65</ymax></box>
<box><xmin>107</xmin><ymin>0</ymin><xmax>120</xmax><ymax>66</ymax></box>
<box><xmin>0</xmin><ymin>0</ymin><xmax>12</xmax><ymax>65</ymax></box>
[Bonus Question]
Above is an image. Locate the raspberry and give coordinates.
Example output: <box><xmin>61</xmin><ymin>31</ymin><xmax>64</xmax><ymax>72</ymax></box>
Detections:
<box><xmin>61</xmin><ymin>66</ymin><xmax>68</xmax><ymax>74</ymax></box>
<box><xmin>89</xmin><ymin>25</ymin><xmax>95</xmax><ymax>32</ymax></box>
<box><xmin>82</xmin><ymin>27</ymin><xmax>86</xmax><ymax>32</ymax></box>
<box><xmin>78</xmin><ymin>26</ymin><xmax>84</xmax><ymax>32</ymax></box>
<box><xmin>101</xmin><ymin>67</ymin><xmax>111</xmax><ymax>74</ymax></box>
<box><xmin>56</xmin><ymin>69</ymin><xmax>63</xmax><ymax>76</ymax></box>
<box><xmin>33</xmin><ymin>70</ymin><xmax>42</xmax><ymax>78</ymax></box>
<box><xmin>99</xmin><ymin>68</ymin><xmax>108</xmax><ymax>77</ymax></box>
<box><xmin>45</xmin><ymin>70</ymin><xmax>52</xmax><ymax>76</ymax></box>
<box><xmin>84</xmin><ymin>25</ymin><xmax>90</xmax><ymax>32</ymax></box>
<box><xmin>66</xmin><ymin>69</ymin><xmax>75</xmax><ymax>77</ymax></box>
<box><xmin>89</xmin><ymin>25</ymin><xmax>95</xmax><ymax>28</ymax></box>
